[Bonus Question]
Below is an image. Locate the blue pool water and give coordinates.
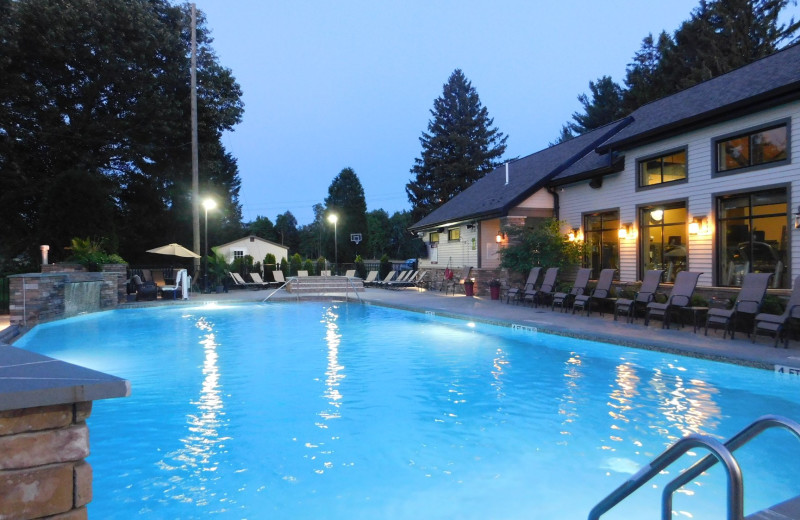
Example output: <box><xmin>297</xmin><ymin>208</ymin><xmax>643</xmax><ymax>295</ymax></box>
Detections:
<box><xmin>14</xmin><ymin>302</ymin><xmax>800</xmax><ymax>519</ymax></box>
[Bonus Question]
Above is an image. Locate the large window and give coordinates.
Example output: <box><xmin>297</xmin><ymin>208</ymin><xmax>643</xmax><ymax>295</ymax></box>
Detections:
<box><xmin>638</xmin><ymin>149</ymin><xmax>687</xmax><ymax>187</ymax></box>
<box><xmin>584</xmin><ymin>211</ymin><xmax>619</xmax><ymax>279</ymax></box>
<box><xmin>639</xmin><ymin>204</ymin><xmax>686</xmax><ymax>283</ymax></box>
<box><xmin>716</xmin><ymin>123</ymin><xmax>788</xmax><ymax>173</ymax></box>
<box><xmin>717</xmin><ymin>188</ymin><xmax>788</xmax><ymax>288</ymax></box>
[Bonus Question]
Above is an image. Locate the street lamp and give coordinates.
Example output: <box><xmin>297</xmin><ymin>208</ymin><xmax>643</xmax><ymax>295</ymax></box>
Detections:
<box><xmin>328</xmin><ymin>213</ymin><xmax>338</xmax><ymax>273</ymax></box>
<box><xmin>203</xmin><ymin>198</ymin><xmax>217</xmax><ymax>293</ymax></box>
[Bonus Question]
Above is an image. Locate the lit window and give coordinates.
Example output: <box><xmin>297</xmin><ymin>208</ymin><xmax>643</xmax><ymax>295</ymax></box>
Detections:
<box><xmin>448</xmin><ymin>228</ymin><xmax>460</xmax><ymax>241</ymax></box>
<box><xmin>717</xmin><ymin>124</ymin><xmax>787</xmax><ymax>173</ymax></box>
<box><xmin>429</xmin><ymin>232</ymin><xmax>439</xmax><ymax>243</ymax></box>
<box><xmin>638</xmin><ymin>149</ymin><xmax>687</xmax><ymax>187</ymax></box>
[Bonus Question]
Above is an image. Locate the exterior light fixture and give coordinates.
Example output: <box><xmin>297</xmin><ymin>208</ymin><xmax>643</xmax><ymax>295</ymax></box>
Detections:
<box><xmin>650</xmin><ymin>209</ymin><xmax>663</xmax><ymax>221</ymax></box>
<box><xmin>618</xmin><ymin>224</ymin><xmax>631</xmax><ymax>239</ymax></box>
<box><xmin>328</xmin><ymin>214</ymin><xmax>338</xmax><ymax>269</ymax></box>
<box><xmin>795</xmin><ymin>206</ymin><xmax>800</xmax><ymax>229</ymax></box>
<box><xmin>496</xmin><ymin>231</ymin><xmax>504</xmax><ymax>243</ymax></box>
<box><xmin>202</xmin><ymin>198</ymin><xmax>217</xmax><ymax>293</ymax></box>
<box><xmin>568</xmin><ymin>228</ymin><xmax>581</xmax><ymax>242</ymax></box>
<box><xmin>689</xmin><ymin>217</ymin><xmax>708</xmax><ymax>235</ymax></box>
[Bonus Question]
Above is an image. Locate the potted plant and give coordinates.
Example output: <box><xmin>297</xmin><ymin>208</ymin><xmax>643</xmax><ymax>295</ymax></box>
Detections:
<box><xmin>464</xmin><ymin>278</ymin><xmax>475</xmax><ymax>297</ymax></box>
<box><xmin>206</xmin><ymin>252</ymin><xmax>229</xmax><ymax>293</ymax></box>
<box><xmin>488</xmin><ymin>279</ymin><xmax>502</xmax><ymax>300</ymax></box>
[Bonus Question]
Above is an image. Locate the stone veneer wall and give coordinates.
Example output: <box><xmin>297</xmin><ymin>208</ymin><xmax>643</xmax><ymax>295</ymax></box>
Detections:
<box><xmin>0</xmin><ymin>402</ymin><xmax>94</xmax><ymax>519</ymax></box>
<box><xmin>9</xmin><ymin>264</ymin><xmax>127</xmax><ymax>328</ymax></box>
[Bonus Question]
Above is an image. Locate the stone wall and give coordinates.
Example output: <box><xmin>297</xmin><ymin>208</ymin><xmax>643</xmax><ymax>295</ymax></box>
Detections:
<box><xmin>0</xmin><ymin>402</ymin><xmax>94</xmax><ymax>519</ymax></box>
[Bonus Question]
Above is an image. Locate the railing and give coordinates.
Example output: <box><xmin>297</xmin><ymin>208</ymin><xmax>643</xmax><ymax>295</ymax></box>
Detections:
<box><xmin>588</xmin><ymin>414</ymin><xmax>800</xmax><ymax>520</ymax></box>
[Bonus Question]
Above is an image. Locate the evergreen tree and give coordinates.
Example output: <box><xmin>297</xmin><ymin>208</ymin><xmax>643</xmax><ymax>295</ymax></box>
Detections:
<box><xmin>275</xmin><ymin>211</ymin><xmax>299</xmax><ymax>253</ymax></box>
<box><xmin>622</xmin><ymin>32</ymin><xmax>674</xmax><ymax>113</ymax></box>
<box><xmin>366</xmin><ymin>209</ymin><xmax>391</xmax><ymax>259</ymax></box>
<box><xmin>406</xmin><ymin>69</ymin><xmax>507</xmax><ymax>222</ymax></box>
<box><xmin>324</xmin><ymin>168</ymin><xmax>369</xmax><ymax>263</ymax></box>
<box><xmin>248</xmin><ymin>216</ymin><xmax>277</xmax><ymax>242</ymax></box>
<box><xmin>568</xmin><ymin>76</ymin><xmax>625</xmax><ymax>135</ymax></box>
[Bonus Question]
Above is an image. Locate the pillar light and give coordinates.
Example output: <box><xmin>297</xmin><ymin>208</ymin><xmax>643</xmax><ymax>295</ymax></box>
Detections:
<box><xmin>496</xmin><ymin>231</ymin><xmax>504</xmax><ymax>243</ymax></box>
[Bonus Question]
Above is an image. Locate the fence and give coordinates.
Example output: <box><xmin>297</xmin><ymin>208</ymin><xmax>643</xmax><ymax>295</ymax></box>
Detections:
<box><xmin>0</xmin><ymin>277</ymin><xmax>8</xmax><ymax>314</ymax></box>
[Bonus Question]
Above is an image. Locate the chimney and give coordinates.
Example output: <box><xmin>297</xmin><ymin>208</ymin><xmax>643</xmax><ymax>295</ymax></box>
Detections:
<box><xmin>505</xmin><ymin>162</ymin><xmax>509</xmax><ymax>186</ymax></box>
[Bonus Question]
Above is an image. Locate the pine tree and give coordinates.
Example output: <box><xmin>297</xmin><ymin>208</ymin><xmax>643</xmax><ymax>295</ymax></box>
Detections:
<box><xmin>406</xmin><ymin>69</ymin><xmax>507</xmax><ymax>222</ymax></box>
<box><xmin>325</xmin><ymin>168</ymin><xmax>369</xmax><ymax>263</ymax></box>
<box><xmin>568</xmin><ymin>76</ymin><xmax>626</xmax><ymax>135</ymax></box>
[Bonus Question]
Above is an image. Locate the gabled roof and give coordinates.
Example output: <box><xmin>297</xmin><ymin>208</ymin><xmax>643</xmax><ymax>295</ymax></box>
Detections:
<box><xmin>214</xmin><ymin>235</ymin><xmax>289</xmax><ymax>251</ymax></box>
<box><xmin>409</xmin><ymin>119</ymin><xmax>630</xmax><ymax>231</ymax></box>
<box><xmin>598</xmin><ymin>43</ymin><xmax>800</xmax><ymax>152</ymax></box>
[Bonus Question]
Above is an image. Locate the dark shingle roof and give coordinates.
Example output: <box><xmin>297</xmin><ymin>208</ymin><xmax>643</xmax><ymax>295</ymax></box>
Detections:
<box><xmin>409</xmin><ymin>119</ymin><xmax>629</xmax><ymax>231</ymax></box>
<box><xmin>599</xmin><ymin>43</ymin><xmax>800</xmax><ymax>152</ymax></box>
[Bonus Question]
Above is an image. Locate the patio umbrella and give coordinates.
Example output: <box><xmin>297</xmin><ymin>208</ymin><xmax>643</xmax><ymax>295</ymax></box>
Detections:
<box><xmin>146</xmin><ymin>243</ymin><xmax>201</xmax><ymax>258</ymax></box>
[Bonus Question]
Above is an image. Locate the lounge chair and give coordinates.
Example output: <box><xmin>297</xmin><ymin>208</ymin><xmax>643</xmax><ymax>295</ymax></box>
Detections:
<box><xmin>752</xmin><ymin>275</ymin><xmax>800</xmax><ymax>347</ymax></box>
<box><xmin>271</xmin><ymin>270</ymin><xmax>287</xmax><ymax>286</ymax></box>
<box><xmin>230</xmin><ymin>272</ymin><xmax>258</xmax><ymax>289</ymax></box>
<box><xmin>551</xmin><ymin>268</ymin><xmax>591</xmax><ymax>312</ymax></box>
<box><xmin>363</xmin><ymin>270</ymin><xmax>379</xmax><ymax>286</ymax></box>
<box><xmin>320</xmin><ymin>270</ymin><xmax>332</xmax><ymax>277</ymax></box>
<box><xmin>297</xmin><ymin>270</ymin><xmax>309</xmax><ymax>277</ymax></box>
<box><xmin>506</xmin><ymin>267</ymin><xmax>541</xmax><ymax>304</ymax></box>
<box><xmin>446</xmin><ymin>267</ymin><xmax>472</xmax><ymax>295</ymax></box>
<box><xmin>375</xmin><ymin>271</ymin><xmax>396</xmax><ymax>288</ymax></box>
<box><xmin>644</xmin><ymin>271</ymin><xmax>702</xmax><ymax>328</ymax></box>
<box><xmin>249</xmin><ymin>272</ymin><xmax>271</xmax><ymax>288</ymax></box>
<box><xmin>705</xmin><ymin>272</ymin><xmax>772</xmax><ymax>339</ymax></box>
<box><xmin>573</xmin><ymin>268</ymin><xmax>616</xmax><ymax>316</ymax></box>
<box><xmin>131</xmin><ymin>274</ymin><xmax>157</xmax><ymax>301</ymax></box>
<box><xmin>388</xmin><ymin>271</ymin><xmax>418</xmax><ymax>289</ymax></box>
<box><xmin>414</xmin><ymin>271</ymin><xmax>429</xmax><ymax>290</ymax></box>
<box><xmin>614</xmin><ymin>270</ymin><xmax>664</xmax><ymax>323</ymax></box>
<box><xmin>344</xmin><ymin>269</ymin><xmax>356</xmax><ymax>278</ymax></box>
<box><xmin>523</xmin><ymin>267</ymin><xmax>558</xmax><ymax>307</ymax></box>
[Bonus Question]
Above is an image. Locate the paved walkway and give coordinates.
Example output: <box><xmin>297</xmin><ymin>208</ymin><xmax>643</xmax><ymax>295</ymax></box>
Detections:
<box><xmin>4</xmin><ymin>286</ymin><xmax>800</xmax><ymax>370</ymax></box>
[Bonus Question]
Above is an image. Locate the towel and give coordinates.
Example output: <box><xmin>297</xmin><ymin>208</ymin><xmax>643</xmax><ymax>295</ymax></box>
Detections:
<box><xmin>175</xmin><ymin>269</ymin><xmax>189</xmax><ymax>300</ymax></box>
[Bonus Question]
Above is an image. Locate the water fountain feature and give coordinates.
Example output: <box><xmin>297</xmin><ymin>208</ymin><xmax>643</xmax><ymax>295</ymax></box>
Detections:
<box><xmin>63</xmin><ymin>280</ymin><xmax>104</xmax><ymax>317</ymax></box>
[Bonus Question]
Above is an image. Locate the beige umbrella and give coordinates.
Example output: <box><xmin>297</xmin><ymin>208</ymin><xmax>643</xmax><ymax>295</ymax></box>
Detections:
<box><xmin>146</xmin><ymin>243</ymin><xmax>201</xmax><ymax>258</ymax></box>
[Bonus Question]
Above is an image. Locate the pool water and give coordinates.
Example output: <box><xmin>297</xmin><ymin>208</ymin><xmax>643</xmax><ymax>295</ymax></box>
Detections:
<box><xmin>15</xmin><ymin>302</ymin><xmax>800</xmax><ymax>519</ymax></box>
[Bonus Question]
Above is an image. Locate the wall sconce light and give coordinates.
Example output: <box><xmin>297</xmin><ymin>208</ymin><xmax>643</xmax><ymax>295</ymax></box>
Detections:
<box><xmin>795</xmin><ymin>206</ymin><xmax>800</xmax><ymax>229</ymax></box>
<box><xmin>689</xmin><ymin>217</ymin><xmax>709</xmax><ymax>235</ymax></box>
<box><xmin>496</xmin><ymin>231</ymin><xmax>505</xmax><ymax>243</ymax></box>
<box><xmin>618</xmin><ymin>223</ymin><xmax>631</xmax><ymax>239</ymax></box>
<box><xmin>568</xmin><ymin>228</ymin><xmax>582</xmax><ymax>242</ymax></box>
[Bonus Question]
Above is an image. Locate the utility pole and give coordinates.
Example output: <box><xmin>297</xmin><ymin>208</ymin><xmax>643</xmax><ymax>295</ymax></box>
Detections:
<box><xmin>190</xmin><ymin>3</ymin><xmax>200</xmax><ymax>276</ymax></box>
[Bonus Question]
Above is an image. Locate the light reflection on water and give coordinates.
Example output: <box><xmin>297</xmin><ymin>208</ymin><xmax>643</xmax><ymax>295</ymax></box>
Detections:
<box><xmin>12</xmin><ymin>303</ymin><xmax>800</xmax><ymax>519</ymax></box>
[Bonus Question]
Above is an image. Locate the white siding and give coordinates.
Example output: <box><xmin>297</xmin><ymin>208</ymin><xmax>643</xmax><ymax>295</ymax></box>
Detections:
<box><xmin>216</xmin><ymin>237</ymin><xmax>289</xmax><ymax>267</ymax></box>
<box><xmin>559</xmin><ymin>101</ymin><xmax>800</xmax><ymax>285</ymax></box>
<box><xmin>513</xmin><ymin>188</ymin><xmax>554</xmax><ymax>211</ymax></box>
<box><xmin>419</xmin><ymin>224</ymin><xmax>478</xmax><ymax>268</ymax></box>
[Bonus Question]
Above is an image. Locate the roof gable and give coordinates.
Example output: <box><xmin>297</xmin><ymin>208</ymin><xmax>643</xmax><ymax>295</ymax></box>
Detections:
<box><xmin>214</xmin><ymin>235</ymin><xmax>289</xmax><ymax>251</ymax></box>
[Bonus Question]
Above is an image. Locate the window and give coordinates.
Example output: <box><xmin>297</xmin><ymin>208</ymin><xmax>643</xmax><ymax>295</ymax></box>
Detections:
<box><xmin>429</xmin><ymin>232</ymin><xmax>439</xmax><ymax>243</ymax></box>
<box><xmin>583</xmin><ymin>211</ymin><xmax>619</xmax><ymax>279</ymax></box>
<box><xmin>233</xmin><ymin>250</ymin><xmax>244</xmax><ymax>261</ymax></box>
<box><xmin>638</xmin><ymin>149</ymin><xmax>687</xmax><ymax>187</ymax></box>
<box><xmin>448</xmin><ymin>228</ymin><xmax>460</xmax><ymax>241</ymax></box>
<box><xmin>717</xmin><ymin>188</ymin><xmax>788</xmax><ymax>288</ymax></box>
<box><xmin>717</xmin><ymin>124</ymin><xmax>787</xmax><ymax>173</ymax></box>
<box><xmin>639</xmin><ymin>204</ymin><xmax>686</xmax><ymax>283</ymax></box>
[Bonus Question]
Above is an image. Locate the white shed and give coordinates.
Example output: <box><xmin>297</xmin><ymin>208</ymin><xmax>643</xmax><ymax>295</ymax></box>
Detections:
<box><xmin>213</xmin><ymin>236</ymin><xmax>289</xmax><ymax>269</ymax></box>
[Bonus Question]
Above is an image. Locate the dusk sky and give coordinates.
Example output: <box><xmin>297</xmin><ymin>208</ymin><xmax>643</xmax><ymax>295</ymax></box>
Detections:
<box><xmin>199</xmin><ymin>1</ymin><xmax>707</xmax><ymax>226</ymax></box>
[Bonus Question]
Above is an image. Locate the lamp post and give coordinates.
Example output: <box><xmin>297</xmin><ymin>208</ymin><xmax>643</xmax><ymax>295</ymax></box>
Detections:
<box><xmin>328</xmin><ymin>213</ymin><xmax>338</xmax><ymax>273</ymax></box>
<box><xmin>203</xmin><ymin>198</ymin><xmax>217</xmax><ymax>293</ymax></box>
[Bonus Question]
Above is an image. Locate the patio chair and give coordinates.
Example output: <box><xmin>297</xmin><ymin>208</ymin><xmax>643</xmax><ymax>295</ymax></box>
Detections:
<box><xmin>131</xmin><ymin>274</ymin><xmax>157</xmax><ymax>301</ymax></box>
<box><xmin>414</xmin><ymin>271</ymin><xmax>429</xmax><ymax>290</ymax></box>
<box><xmin>344</xmin><ymin>269</ymin><xmax>356</xmax><ymax>278</ymax></box>
<box><xmin>363</xmin><ymin>270</ymin><xmax>379</xmax><ymax>286</ymax></box>
<box><xmin>230</xmin><ymin>272</ymin><xmax>259</xmax><ymax>289</ymax></box>
<box><xmin>523</xmin><ymin>267</ymin><xmax>558</xmax><ymax>307</ymax></box>
<box><xmin>752</xmin><ymin>275</ymin><xmax>800</xmax><ymax>348</ymax></box>
<box><xmin>249</xmin><ymin>272</ymin><xmax>271</xmax><ymax>288</ymax></box>
<box><xmin>388</xmin><ymin>271</ymin><xmax>418</xmax><ymax>289</ymax></box>
<box><xmin>297</xmin><ymin>270</ymin><xmax>309</xmax><ymax>277</ymax></box>
<box><xmin>573</xmin><ymin>268</ymin><xmax>616</xmax><ymax>316</ymax></box>
<box><xmin>320</xmin><ymin>270</ymin><xmax>332</xmax><ymax>277</ymax></box>
<box><xmin>551</xmin><ymin>268</ymin><xmax>591</xmax><ymax>312</ymax></box>
<box><xmin>644</xmin><ymin>271</ymin><xmax>702</xmax><ymax>329</ymax></box>
<box><xmin>614</xmin><ymin>270</ymin><xmax>664</xmax><ymax>323</ymax></box>
<box><xmin>506</xmin><ymin>267</ymin><xmax>541</xmax><ymax>304</ymax></box>
<box><xmin>375</xmin><ymin>271</ymin><xmax>396</xmax><ymax>288</ymax></box>
<box><xmin>271</xmin><ymin>270</ymin><xmax>287</xmax><ymax>286</ymax></box>
<box><xmin>705</xmin><ymin>272</ymin><xmax>772</xmax><ymax>339</ymax></box>
<box><xmin>446</xmin><ymin>267</ymin><xmax>472</xmax><ymax>295</ymax></box>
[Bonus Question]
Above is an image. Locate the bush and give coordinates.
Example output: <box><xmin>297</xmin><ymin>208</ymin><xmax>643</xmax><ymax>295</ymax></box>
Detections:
<box><xmin>499</xmin><ymin>218</ymin><xmax>584</xmax><ymax>274</ymax></box>
<box><xmin>264</xmin><ymin>253</ymin><xmax>277</xmax><ymax>274</ymax></box>
<box><xmin>354</xmin><ymin>255</ymin><xmax>367</xmax><ymax>279</ymax></box>
<box><xmin>280</xmin><ymin>257</ymin><xmax>289</xmax><ymax>276</ymax></box>
<box><xmin>379</xmin><ymin>254</ymin><xmax>392</xmax><ymax>280</ymax></box>
<box><xmin>66</xmin><ymin>237</ymin><xmax>127</xmax><ymax>271</ymax></box>
<box><xmin>289</xmin><ymin>254</ymin><xmax>303</xmax><ymax>276</ymax></box>
<box><xmin>316</xmin><ymin>257</ymin><xmax>327</xmax><ymax>275</ymax></box>
<box><xmin>303</xmin><ymin>258</ymin><xmax>315</xmax><ymax>275</ymax></box>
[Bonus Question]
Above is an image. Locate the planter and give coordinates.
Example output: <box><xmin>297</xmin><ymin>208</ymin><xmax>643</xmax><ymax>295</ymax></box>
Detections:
<box><xmin>490</xmin><ymin>286</ymin><xmax>500</xmax><ymax>300</ymax></box>
<box><xmin>464</xmin><ymin>283</ymin><xmax>475</xmax><ymax>297</ymax></box>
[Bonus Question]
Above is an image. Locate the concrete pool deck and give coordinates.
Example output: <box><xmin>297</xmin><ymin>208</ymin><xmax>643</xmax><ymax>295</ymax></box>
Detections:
<box><xmin>96</xmin><ymin>285</ymin><xmax>800</xmax><ymax>372</ymax></box>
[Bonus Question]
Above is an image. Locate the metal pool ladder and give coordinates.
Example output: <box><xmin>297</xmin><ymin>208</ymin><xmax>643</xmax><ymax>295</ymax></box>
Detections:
<box><xmin>588</xmin><ymin>414</ymin><xmax>800</xmax><ymax>520</ymax></box>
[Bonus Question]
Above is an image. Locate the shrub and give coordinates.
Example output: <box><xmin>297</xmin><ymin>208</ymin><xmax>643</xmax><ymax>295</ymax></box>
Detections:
<box><xmin>303</xmin><ymin>258</ymin><xmax>315</xmax><ymax>275</ymax></box>
<box><xmin>280</xmin><ymin>257</ymin><xmax>289</xmax><ymax>276</ymax></box>
<box><xmin>66</xmin><ymin>237</ymin><xmax>127</xmax><ymax>271</ymax></box>
<box><xmin>289</xmin><ymin>254</ymin><xmax>302</xmax><ymax>276</ymax></box>
<box><xmin>354</xmin><ymin>255</ymin><xmax>367</xmax><ymax>279</ymax></box>
<box><xmin>264</xmin><ymin>253</ymin><xmax>277</xmax><ymax>274</ymax></box>
<box><xmin>316</xmin><ymin>257</ymin><xmax>327</xmax><ymax>275</ymax></box>
<box><xmin>499</xmin><ymin>218</ymin><xmax>585</xmax><ymax>274</ymax></box>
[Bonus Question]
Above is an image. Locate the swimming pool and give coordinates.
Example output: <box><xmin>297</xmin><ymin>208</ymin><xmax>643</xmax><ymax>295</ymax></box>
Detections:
<box><xmin>15</xmin><ymin>302</ymin><xmax>800</xmax><ymax>519</ymax></box>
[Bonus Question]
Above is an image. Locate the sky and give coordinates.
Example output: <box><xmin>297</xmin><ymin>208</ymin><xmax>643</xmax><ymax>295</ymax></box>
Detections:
<box><xmin>199</xmin><ymin>0</ymin><xmax>706</xmax><ymax>226</ymax></box>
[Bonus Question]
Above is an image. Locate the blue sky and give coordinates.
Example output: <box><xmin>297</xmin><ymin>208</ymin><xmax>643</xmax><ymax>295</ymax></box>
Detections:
<box><xmin>200</xmin><ymin>0</ymin><xmax>704</xmax><ymax>225</ymax></box>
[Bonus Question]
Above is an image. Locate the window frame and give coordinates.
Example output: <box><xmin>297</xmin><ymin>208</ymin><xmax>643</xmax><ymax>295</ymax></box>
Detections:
<box><xmin>635</xmin><ymin>146</ymin><xmax>688</xmax><ymax>191</ymax></box>
<box><xmin>712</xmin><ymin>118</ymin><xmax>790</xmax><ymax>177</ymax></box>
<box><xmin>582</xmin><ymin>209</ymin><xmax>620</xmax><ymax>279</ymax></box>
<box><xmin>637</xmin><ymin>200</ymin><xmax>688</xmax><ymax>283</ymax></box>
<box><xmin>447</xmin><ymin>228</ymin><xmax>460</xmax><ymax>242</ymax></box>
<box><xmin>429</xmin><ymin>232</ymin><xmax>440</xmax><ymax>244</ymax></box>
